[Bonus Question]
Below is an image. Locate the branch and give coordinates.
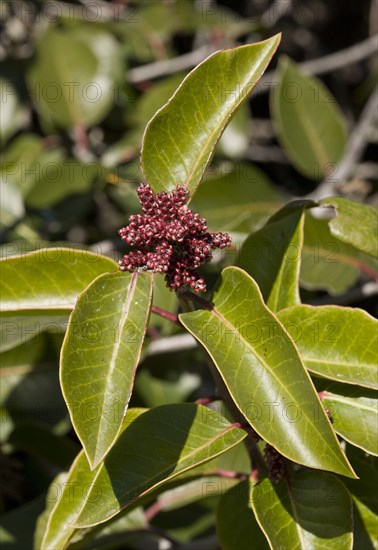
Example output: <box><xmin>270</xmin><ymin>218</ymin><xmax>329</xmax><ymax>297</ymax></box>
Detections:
<box><xmin>309</xmin><ymin>85</ymin><xmax>378</xmax><ymax>199</ymax></box>
<box><xmin>128</xmin><ymin>44</ymin><xmax>218</xmax><ymax>83</ymax></box>
<box><xmin>151</xmin><ymin>305</ymin><xmax>179</xmax><ymax>324</ymax></box>
<box><xmin>257</xmin><ymin>34</ymin><xmax>378</xmax><ymax>94</ymax></box>
<box><xmin>127</xmin><ymin>34</ymin><xmax>378</xmax><ymax>86</ymax></box>
<box><xmin>309</xmin><ymin>281</ymin><xmax>378</xmax><ymax>306</ymax></box>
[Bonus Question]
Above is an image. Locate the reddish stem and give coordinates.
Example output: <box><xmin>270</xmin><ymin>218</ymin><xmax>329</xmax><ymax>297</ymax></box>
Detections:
<box><xmin>151</xmin><ymin>305</ymin><xmax>179</xmax><ymax>324</ymax></box>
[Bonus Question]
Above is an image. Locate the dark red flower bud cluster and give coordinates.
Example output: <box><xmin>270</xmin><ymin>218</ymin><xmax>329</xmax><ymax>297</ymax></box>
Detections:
<box><xmin>119</xmin><ymin>183</ymin><xmax>231</xmax><ymax>292</ymax></box>
<box><xmin>264</xmin><ymin>444</ymin><xmax>286</xmax><ymax>484</ymax></box>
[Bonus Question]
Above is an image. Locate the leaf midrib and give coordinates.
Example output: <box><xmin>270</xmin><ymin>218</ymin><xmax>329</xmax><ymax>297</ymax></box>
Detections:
<box><xmin>75</xmin><ymin>422</ymin><xmax>245</xmax><ymax>527</ymax></box>
<box><xmin>91</xmin><ymin>272</ymin><xmax>138</xmax><ymax>465</ymax></box>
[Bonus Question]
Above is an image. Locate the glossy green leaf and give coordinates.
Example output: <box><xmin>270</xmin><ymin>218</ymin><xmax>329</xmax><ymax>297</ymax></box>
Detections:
<box><xmin>61</xmin><ymin>271</ymin><xmax>153</xmax><ymax>468</ymax></box>
<box><xmin>141</xmin><ymin>35</ymin><xmax>281</xmax><ymax>196</ymax></box>
<box><xmin>301</xmin><ymin>213</ymin><xmax>377</xmax><ymax>295</ymax></box>
<box><xmin>344</xmin><ymin>446</ymin><xmax>378</xmax><ymax>548</ymax></box>
<box><xmin>320</xmin><ymin>383</ymin><xmax>378</xmax><ymax>456</ymax></box>
<box><xmin>191</xmin><ymin>163</ymin><xmax>283</xmax><ymax>233</ymax></box>
<box><xmin>217</xmin><ymin>479</ymin><xmax>269</xmax><ymax>550</ymax></box>
<box><xmin>278</xmin><ymin>305</ymin><xmax>378</xmax><ymax>389</ymax></box>
<box><xmin>41</xmin><ymin>404</ymin><xmax>246</xmax><ymax>542</ymax></box>
<box><xmin>40</xmin><ymin>409</ymin><xmax>147</xmax><ymax>550</ymax></box>
<box><xmin>252</xmin><ymin>472</ymin><xmax>353</xmax><ymax>549</ymax></box>
<box><xmin>320</xmin><ymin>197</ymin><xmax>378</xmax><ymax>259</ymax></box>
<box><xmin>40</xmin><ymin>455</ymin><xmax>89</xmax><ymax>549</ymax></box>
<box><xmin>179</xmin><ymin>267</ymin><xmax>355</xmax><ymax>478</ymax></box>
<box><xmin>27</xmin><ymin>27</ymin><xmax>123</xmax><ymax>128</ymax></box>
<box><xmin>353</xmin><ymin>499</ymin><xmax>378</xmax><ymax>550</ymax></box>
<box><xmin>237</xmin><ymin>200</ymin><xmax>314</xmax><ymax>311</ymax></box>
<box><xmin>0</xmin><ymin>248</ymin><xmax>118</xmax><ymax>312</ymax></box>
<box><xmin>271</xmin><ymin>57</ymin><xmax>347</xmax><ymax>179</ymax></box>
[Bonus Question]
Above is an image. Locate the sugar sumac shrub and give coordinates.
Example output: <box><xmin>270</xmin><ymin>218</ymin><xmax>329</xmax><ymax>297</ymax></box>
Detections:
<box><xmin>1</xmin><ymin>33</ymin><xmax>377</xmax><ymax>550</ymax></box>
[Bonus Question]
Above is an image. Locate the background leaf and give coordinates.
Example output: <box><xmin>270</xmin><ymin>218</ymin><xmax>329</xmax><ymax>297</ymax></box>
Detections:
<box><xmin>61</xmin><ymin>271</ymin><xmax>153</xmax><ymax>468</ymax></box>
<box><xmin>179</xmin><ymin>267</ymin><xmax>355</xmax><ymax>477</ymax></box>
<box><xmin>141</xmin><ymin>35</ymin><xmax>281</xmax><ymax>196</ymax></box>
<box><xmin>236</xmin><ymin>200</ymin><xmax>314</xmax><ymax>311</ymax></box>
<box><xmin>278</xmin><ymin>305</ymin><xmax>378</xmax><ymax>389</ymax></box>
<box><xmin>42</xmin><ymin>404</ymin><xmax>246</xmax><ymax>536</ymax></box>
<box><xmin>191</xmin><ymin>163</ymin><xmax>283</xmax><ymax>233</ymax></box>
<box><xmin>300</xmin><ymin>213</ymin><xmax>377</xmax><ymax>295</ymax></box>
<box><xmin>271</xmin><ymin>57</ymin><xmax>347</xmax><ymax>179</ymax></box>
<box><xmin>0</xmin><ymin>249</ymin><xmax>118</xmax><ymax>312</ymax></box>
<box><xmin>252</xmin><ymin>472</ymin><xmax>353</xmax><ymax>549</ymax></box>
<box><xmin>27</xmin><ymin>27</ymin><xmax>124</xmax><ymax>129</ymax></box>
<box><xmin>319</xmin><ymin>197</ymin><xmax>378</xmax><ymax>259</ymax></box>
<box><xmin>217</xmin><ymin>479</ymin><xmax>269</xmax><ymax>550</ymax></box>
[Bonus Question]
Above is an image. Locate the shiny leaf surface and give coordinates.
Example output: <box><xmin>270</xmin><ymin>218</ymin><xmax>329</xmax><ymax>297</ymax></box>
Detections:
<box><xmin>61</xmin><ymin>272</ymin><xmax>153</xmax><ymax>468</ymax></box>
<box><xmin>278</xmin><ymin>305</ymin><xmax>378</xmax><ymax>389</ymax></box>
<box><xmin>141</xmin><ymin>35</ymin><xmax>281</xmax><ymax>196</ymax></box>
<box><xmin>179</xmin><ymin>267</ymin><xmax>355</xmax><ymax>477</ymax></box>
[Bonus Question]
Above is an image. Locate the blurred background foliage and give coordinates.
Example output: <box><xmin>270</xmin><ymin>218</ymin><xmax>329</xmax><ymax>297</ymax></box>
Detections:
<box><xmin>0</xmin><ymin>0</ymin><xmax>377</xmax><ymax>547</ymax></box>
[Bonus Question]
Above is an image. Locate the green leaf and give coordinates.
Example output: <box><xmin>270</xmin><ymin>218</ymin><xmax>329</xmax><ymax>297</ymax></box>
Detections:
<box><xmin>0</xmin><ymin>311</ymin><xmax>68</xmax><ymax>352</ymax></box>
<box><xmin>320</xmin><ymin>197</ymin><xmax>378</xmax><ymax>259</ymax></box>
<box><xmin>190</xmin><ymin>163</ymin><xmax>283</xmax><ymax>233</ymax></box>
<box><xmin>61</xmin><ymin>271</ymin><xmax>153</xmax><ymax>468</ymax></box>
<box><xmin>141</xmin><ymin>35</ymin><xmax>281</xmax><ymax>196</ymax></box>
<box><xmin>271</xmin><ymin>57</ymin><xmax>347</xmax><ymax>179</ymax></box>
<box><xmin>0</xmin><ymin>248</ymin><xmax>118</xmax><ymax>312</ymax></box>
<box><xmin>320</xmin><ymin>383</ymin><xmax>378</xmax><ymax>456</ymax></box>
<box><xmin>252</xmin><ymin>472</ymin><xmax>353</xmax><ymax>549</ymax></box>
<box><xmin>344</xmin><ymin>446</ymin><xmax>378</xmax><ymax>548</ymax></box>
<box><xmin>278</xmin><ymin>305</ymin><xmax>378</xmax><ymax>389</ymax></box>
<box><xmin>179</xmin><ymin>267</ymin><xmax>355</xmax><ymax>478</ymax></box>
<box><xmin>301</xmin><ymin>213</ymin><xmax>377</xmax><ymax>295</ymax></box>
<box><xmin>40</xmin><ymin>409</ymin><xmax>147</xmax><ymax>550</ymax></box>
<box><xmin>41</xmin><ymin>404</ymin><xmax>246</xmax><ymax>541</ymax></box>
<box><xmin>0</xmin><ymin>77</ymin><xmax>27</xmax><ymax>145</ymax></box>
<box><xmin>353</xmin><ymin>499</ymin><xmax>378</xmax><ymax>550</ymax></box>
<box><xmin>27</xmin><ymin>26</ymin><xmax>123</xmax><ymax>129</ymax></box>
<box><xmin>25</xmin><ymin>159</ymin><xmax>97</xmax><ymax>209</ymax></box>
<box><xmin>236</xmin><ymin>200</ymin><xmax>314</xmax><ymax>311</ymax></box>
<box><xmin>217</xmin><ymin>479</ymin><xmax>269</xmax><ymax>550</ymax></box>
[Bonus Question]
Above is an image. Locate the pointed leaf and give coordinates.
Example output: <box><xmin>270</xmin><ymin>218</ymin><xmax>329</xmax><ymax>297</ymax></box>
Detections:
<box><xmin>320</xmin><ymin>197</ymin><xmax>378</xmax><ymax>259</ymax></box>
<box><xmin>0</xmin><ymin>249</ymin><xmax>118</xmax><ymax>312</ymax></box>
<box><xmin>301</xmin><ymin>213</ymin><xmax>377</xmax><ymax>295</ymax></box>
<box><xmin>252</xmin><ymin>472</ymin><xmax>353</xmax><ymax>549</ymax></box>
<box><xmin>179</xmin><ymin>267</ymin><xmax>355</xmax><ymax>477</ymax></box>
<box><xmin>320</xmin><ymin>383</ymin><xmax>378</xmax><ymax>456</ymax></box>
<box><xmin>271</xmin><ymin>57</ymin><xmax>347</xmax><ymax>179</ymax></box>
<box><xmin>278</xmin><ymin>305</ymin><xmax>378</xmax><ymax>389</ymax></box>
<box><xmin>61</xmin><ymin>272</ymin><xmax>153</xmax><ymax>468</ymax></box>
<box><xmin>237</xmin><ymin>200</ymin><xmax>315</xmax><ymax>311</ymax></box>
<box><xmin>40</xmin><ymin>409</ymin><xmax>147</xmax><ymax>550</ymax></box>
<box><xmin>217</xmin><ymin>479</ymin><xmax>269</xmax><ymax>550</ymax></box>
<box><xmin>141</xmin><ymin>35</ymin><xmax>281</xmax><ymax>196</ymax></box>
<box><xmin>42</xmin><ymin>404</ymin><xmax>246</xmax><ymax>539</ymax></box>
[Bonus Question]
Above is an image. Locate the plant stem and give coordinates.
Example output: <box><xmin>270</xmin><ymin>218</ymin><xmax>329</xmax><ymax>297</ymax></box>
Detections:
<box><xmin>151</xmin><ymin>305</ymin><xmax>179</xmax><ymax>324</ymax></box>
